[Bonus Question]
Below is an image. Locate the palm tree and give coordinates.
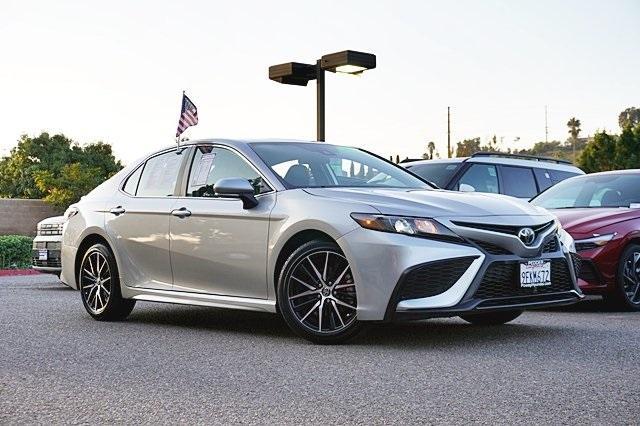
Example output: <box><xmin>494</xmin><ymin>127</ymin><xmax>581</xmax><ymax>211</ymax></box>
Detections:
<box><xmin>567</xmin><ymin>117</ymin><xmax>581</xmax><ymax>162</ymax></box>
<box><xmin>427</xmin><ymin>141</ymin><xmax>436</xmax><ymax>159</ymax></box>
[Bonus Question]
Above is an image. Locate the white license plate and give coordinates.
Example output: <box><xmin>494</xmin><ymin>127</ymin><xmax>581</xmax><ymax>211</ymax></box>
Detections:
<box><xmin>38</xmin><ymin>249</ymin><xmax>48</xmax><ymax>261</ymax></box>
<box><xmin>520</xmin><ymin>260</ymin><xmax>551</xmax><ymax>287</ymax></box>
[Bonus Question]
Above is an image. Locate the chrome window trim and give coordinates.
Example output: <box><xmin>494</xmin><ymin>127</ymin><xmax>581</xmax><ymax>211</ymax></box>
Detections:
<box><xmin>117</xmin><ymin>143</ymin><xmax>277</xmax><ymax>200</ymax></box>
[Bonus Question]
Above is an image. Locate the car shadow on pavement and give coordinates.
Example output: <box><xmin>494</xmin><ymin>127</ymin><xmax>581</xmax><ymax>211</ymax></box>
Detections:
<box><xmin>352</xmin><ymin>320</ymin><xmax>566</xmax><ymax>348</ymax></box>
<box><xmin>126</xmin><ymin>303</ymin><xmax>565</xmax><ymax>347</ymax></box>
<box><xmin>543</xmin><ymin>297</ymin><xmax>636</xmax><ymax>313</ymax></box>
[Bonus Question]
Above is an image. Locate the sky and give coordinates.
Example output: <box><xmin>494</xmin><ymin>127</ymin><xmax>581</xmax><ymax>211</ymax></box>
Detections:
<box><xmin>1</xmin><ymin>0</ymin><xmax>639</xmax><ymax>164</ymax></box>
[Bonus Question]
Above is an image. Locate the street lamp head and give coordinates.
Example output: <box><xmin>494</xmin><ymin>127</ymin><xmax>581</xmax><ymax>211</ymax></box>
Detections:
<box><xmin>268</xmin><ymin>62</ymin><xmax>317</xmax><ymax>86</ymax></box>
<box><xmin>320</xmin><ymin>50</ymin><xmax>376</xmax><ymax>74</ymax></box>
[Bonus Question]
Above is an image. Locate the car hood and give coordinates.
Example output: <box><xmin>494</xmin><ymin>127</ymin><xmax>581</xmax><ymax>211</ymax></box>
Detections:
<box><xmin>37</xmin><ymin>215</ymin><xmax>66</xmax><ymax>226</ymax></box>
<box><xmin>304</xmin><ymin>187</ymin><xmax>550</xmax><ymax>219</ymax></box>
<box><xmin>551</xmin><ymin>208</ymin><xmax>640</xmax><ymax>234</ymax></box>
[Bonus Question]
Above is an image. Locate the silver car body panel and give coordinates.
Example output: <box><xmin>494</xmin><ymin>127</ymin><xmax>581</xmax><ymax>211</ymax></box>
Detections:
<box><xmin>61</xmin><ymin>139</ymin><xmax>580</xmax><ymax>321</ymax></box>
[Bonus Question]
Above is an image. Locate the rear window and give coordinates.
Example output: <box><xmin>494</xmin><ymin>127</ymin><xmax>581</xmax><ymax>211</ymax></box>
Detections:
<box><xmin>548</xmin><ymin>169</ymin><xmax>581</xmax><ymax>184</ymax></box>
<box><xmin>406</xmin><ymin>162</ymin><xmax>461</xmax><ymax>188</ymax></box>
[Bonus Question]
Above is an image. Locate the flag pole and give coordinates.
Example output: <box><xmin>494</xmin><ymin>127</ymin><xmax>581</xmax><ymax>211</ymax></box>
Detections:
<box><xmin>175</xmin><ymin>90</ymin><xmax>185</xmax><ymax>152</ymax></box>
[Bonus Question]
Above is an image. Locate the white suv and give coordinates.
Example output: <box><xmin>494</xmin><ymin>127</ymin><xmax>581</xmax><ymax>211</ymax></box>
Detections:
<box><xmin>32</xmin><ymin>215</ymin><xmax>65</xmax><ymax>277</ymax></box>
<box><xmin>403</xmin><ymin>153</ymin><xmax>584</xmax><ymax>199</ymax></box>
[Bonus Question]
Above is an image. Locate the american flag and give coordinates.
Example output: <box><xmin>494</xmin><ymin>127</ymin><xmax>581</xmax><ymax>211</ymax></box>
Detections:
<box><xmin>176</xmin><ymin>93</ymin><xmax>198</xmax><ymax>137</ymax></box>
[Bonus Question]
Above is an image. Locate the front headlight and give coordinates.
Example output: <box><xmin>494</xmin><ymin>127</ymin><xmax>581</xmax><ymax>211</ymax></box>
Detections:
<box><xmin>553</xmin><ymin>219</ymin><xmax>575</xmax><ymax>253</ymax></box>
<box><xmin>350</xmin><ymin>213</ymin><xmax>462</xmax><ymax>242</ymax></box>
<box><xmin>64</xmin><ymin>206</ymin><xmax>79</xmax><ymax>221</ymax></box>
<box><xmin>574</xmin><ymin>233</ymin><xmax>616</xmax><ymax>252</ymax></box>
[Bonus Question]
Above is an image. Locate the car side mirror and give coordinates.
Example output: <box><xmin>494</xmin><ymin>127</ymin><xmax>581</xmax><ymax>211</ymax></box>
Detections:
<box><xmin>459</xmin><ymin>183</ymin><xmax>476</xmax><ymax>193</ymax></box>
<box><xmin>213</xmin><ymin>178</ymin><xmax>259</xmax><ymax>209</ymax></box>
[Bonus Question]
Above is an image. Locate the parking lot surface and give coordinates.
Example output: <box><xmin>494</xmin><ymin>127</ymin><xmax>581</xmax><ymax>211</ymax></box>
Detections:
<box><xmin>1</xmin><ymin>274</ymin><xmax>638</xmax><ymax>424</ymax></box>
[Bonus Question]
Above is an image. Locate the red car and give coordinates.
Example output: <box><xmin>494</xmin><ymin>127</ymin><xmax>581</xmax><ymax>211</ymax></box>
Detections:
<box><xmin>531</xmin><ymin>170</ymin><xmax>640</xmax><ymax>310</ymax></box>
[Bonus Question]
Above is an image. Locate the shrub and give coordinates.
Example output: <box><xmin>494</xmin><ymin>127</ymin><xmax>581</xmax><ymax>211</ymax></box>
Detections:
<box><xmin>0</xmin><ymin>235</ymin><xmax>33</xmax><ymax>269</ymax></box>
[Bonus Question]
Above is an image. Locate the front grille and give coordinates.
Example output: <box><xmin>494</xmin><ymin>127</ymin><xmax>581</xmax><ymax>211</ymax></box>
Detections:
<box><xmin>452</xmin><ymin>220</ymin><xmax>554</xmax><ymax>236</ymax></box>
<box><xmin>37</xmin><ymin>223</ymin><xmax>63</xmax><ymax>236</ymax></box>
<box><xmin>471</xmin><ymin>239</ymin><xmax>512</xmax><ymax>255</ymax></box>
<box><xmin>542</xmin><ymin>237</ymin><xmax>559</xmax><ymax>253</ymax></box>
<box><xmin>32</xmin><ymin>258</ymin><xmax>61</xmax><ymax>268</ymax></box>
<box><xmin>473</xmin><ymin>258</ymin><xmax>574</xmax><ymax>300</ymax></box>
<box><xmin>398</xmin><ymin>256</ymin><xmax>476</xmax><ymax>301</ymax></box>
<box><xmin>33</xmin><ymin>241</ymin><xmax>62</xmax><ymax>250</ymax></box>
<box><xmin>32</xmin><ymin>249</ymin><xmax>61</xmax><ymax>268</ymax></box>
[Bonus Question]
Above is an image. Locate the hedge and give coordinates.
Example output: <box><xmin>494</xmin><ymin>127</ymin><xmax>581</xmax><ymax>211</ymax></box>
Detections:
<box><xmin>0</xmin><ymin>235</ymin><xmax>33</xmax><ymax>269</ymax></box>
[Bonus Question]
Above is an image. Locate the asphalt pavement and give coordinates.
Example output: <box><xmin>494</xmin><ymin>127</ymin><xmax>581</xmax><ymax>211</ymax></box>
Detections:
<box><xmin>1</xmin><ymin>274</ymin><xmax>638</xmax><ymax>424</ymax></box>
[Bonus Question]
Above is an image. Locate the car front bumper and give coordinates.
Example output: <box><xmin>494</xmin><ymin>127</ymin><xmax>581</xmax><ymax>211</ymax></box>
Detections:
<box><xmin>338</xmin><ymin>227</ymin><xmax>582</xmax><ymax>322</ymax></box>
<box><xmin>32</xmin><ymin>236</ymin><xmax>62</xmax><ymax>272</ymax></box>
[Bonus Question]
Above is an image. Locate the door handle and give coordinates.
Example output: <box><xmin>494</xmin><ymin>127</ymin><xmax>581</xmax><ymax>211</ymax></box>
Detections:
<box><xmin>171</xmin><ymin>207</ymin><xmax>192</xmax><ymax>218</ymax></box>
<box><xmin>109</xmin><ymin>206</ymin><xmax>126</xmax><ymax>216</ymax></box>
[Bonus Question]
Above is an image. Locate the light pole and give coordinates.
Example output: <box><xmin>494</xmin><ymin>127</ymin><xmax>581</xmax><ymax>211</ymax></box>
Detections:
<box><xmin>269</xmin><ymin>50</ymin><xmax>376</xmax><ymax>141</ymax></box>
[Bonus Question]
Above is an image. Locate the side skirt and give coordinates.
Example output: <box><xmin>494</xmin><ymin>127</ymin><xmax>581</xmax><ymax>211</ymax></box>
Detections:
<box><xmin>126</xmin><ymin>287</ymin><xmax>277</xmax><ymax>313</ymax></box>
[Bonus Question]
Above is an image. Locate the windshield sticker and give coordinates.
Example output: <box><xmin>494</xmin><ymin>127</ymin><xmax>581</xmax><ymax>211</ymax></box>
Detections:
<box><xmin>192</xmin><ymin>153</ymin><xmax>216</xmax><ymax>186</ymax></box>
<box><xmin>488</xmin><ymin>167</ymin><xmax>497</xmax><ymax>177</ymax></box>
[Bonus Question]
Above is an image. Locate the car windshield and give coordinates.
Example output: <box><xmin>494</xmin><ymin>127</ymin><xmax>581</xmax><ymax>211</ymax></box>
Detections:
<box><xmin>531</xmin><ymin>173</ymin><xmax>640</xmax><ymax>209</ymax></box>
<box><xmin>250</xmin><ymin>142</ymin><xmax>430</xmax><ymax>189</ymax></box>
<box><xmin>405</xmin><ymin>162</ymin><xmax>461</xmax><ymax>187</ymax></box>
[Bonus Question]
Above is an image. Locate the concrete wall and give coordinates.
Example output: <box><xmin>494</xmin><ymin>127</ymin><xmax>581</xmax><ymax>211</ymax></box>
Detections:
<box><xmin>0</xmin><ymin>199</ymin><xmax>63</xmax><ymax>237</ymax></box>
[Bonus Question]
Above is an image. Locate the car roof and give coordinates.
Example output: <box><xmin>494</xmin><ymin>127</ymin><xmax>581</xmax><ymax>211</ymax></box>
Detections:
<box><xmin>404</xmin><ymin>156</ymin><xmax>583</xmax><ymax>173</ymax></box>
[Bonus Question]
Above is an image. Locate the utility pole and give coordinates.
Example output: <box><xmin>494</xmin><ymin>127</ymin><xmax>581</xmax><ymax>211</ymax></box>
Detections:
<box><xmin>447</xmin><ymin>106</ymin><xmax>451</xmax><ymax>158</ymax></box>
<box><xmin>316</xmin><ymin>60</ymin><xmax>325</xmax><ymax>141</ymax></box>
<box><xmin>545</xmin><ymin>105</ymin><xmax>548</xmax><ymax>143</ymax></box>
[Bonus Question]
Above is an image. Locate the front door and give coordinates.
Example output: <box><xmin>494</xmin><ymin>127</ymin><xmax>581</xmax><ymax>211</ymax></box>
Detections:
<box><xmin>169</xmin><ymin>145</ymin><xmax>274</xmax><ymax>298</ymax></box>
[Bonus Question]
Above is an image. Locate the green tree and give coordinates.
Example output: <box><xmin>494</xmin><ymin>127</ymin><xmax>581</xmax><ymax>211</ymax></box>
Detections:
<box><xmin>0</xmin><ymin>133</ymin><xmax>74</xmax><ymax>199</ymax></box>
<box><xmin>0</xmin><ymin>132</ymin><xmax>122</xmax><ymax>208</ymax></box>
<box><xmin>578</xmin><ymin>130</ymin><xmax>618</xmax><ymax>173</ymax></box>
<box><xmin>618</xmin><ymin>107</ymin><xmax>640</xmax><ymax>129</ymax></box>
<box><xmin>567</xmin><ymin>117</ymin><xmax>581</xmax><ymax>162</ymax></box>
<box><xmin>614</xmin><ymin>124</ymin><xmax>640</xmax><ymax>170</ymax></box>
<box><xmin>455</xmin><ymin>138</ymin><xmax>482</xmax><ymax>157</ymax></box>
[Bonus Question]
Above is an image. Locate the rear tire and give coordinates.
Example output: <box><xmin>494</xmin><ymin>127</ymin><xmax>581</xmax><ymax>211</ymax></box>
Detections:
<box><xmin>79</xmin><ymin>244</ymin><xmax>135</xmax><ymax>321</ymax></box>
<box><xmin>459</xmin><ymin>310</ymin><xmax>523</xmax><ymax>325</ymax></box>
<box><xmin>277</xmin><ymin>240</ymin><xmax>362</xmax><ymax>344</ymax></box>
<box><xmin>604</xmin><ymin>243</ymin><xmax>640</xmax><ymax>311</ymax></box>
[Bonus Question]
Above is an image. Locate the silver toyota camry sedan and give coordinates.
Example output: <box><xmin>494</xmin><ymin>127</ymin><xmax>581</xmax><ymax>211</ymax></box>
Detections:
<box><xmin>61</xmin><ymin>139</ymin><xmax>582</xmax><ymax>343</ymax></box>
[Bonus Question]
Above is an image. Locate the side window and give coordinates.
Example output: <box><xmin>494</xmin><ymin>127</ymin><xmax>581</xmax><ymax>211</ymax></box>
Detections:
<box><xmin>548</xmin><ymin>169</ymin><xmax>580</xmax><ymax>184</ymax></box>
<box><xmin>500</xmin><ymin>166</ymin><xmax>538</xmax><ymax>198</ymax></box>
<box><xmin>533</xmin><ymin>168</ymin><xmax>553</xmax><ymax>192</ymax></box>
<box><xmin>457</xmin><ymin>164</ymin><xmax>499</xmax><ymax>194</ymax></box>
<box><xmin>122</xmin><ymin>165</ymin><xmax>143</xmax><ymax>195</ymax></box>
<box><xmin>137</xmin><ymin>151</ymin><xmax>184</xmax><ymax>197</ymax></box>
<box><xmin>187</xmin><ymin>146</ymin><xmax>270</xmax><ymax>197</ymax></box>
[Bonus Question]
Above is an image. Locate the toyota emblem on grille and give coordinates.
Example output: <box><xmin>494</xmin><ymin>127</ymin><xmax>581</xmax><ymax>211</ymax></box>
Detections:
<box><xmin>518</xmin><ymin>227</ymin><xmax>535</xmax><ymax>245</ymax></box>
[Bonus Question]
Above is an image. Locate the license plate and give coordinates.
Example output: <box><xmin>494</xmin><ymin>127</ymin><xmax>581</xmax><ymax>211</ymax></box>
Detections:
<box><xmin>38</xmin><ymin>249</ymin><xmax>48</xmax><ymax>261</ymax></box>
<box><xmin>520</xmin><ymin>260</ymin><xmax>551</xmax><ymax>287</ymax></box>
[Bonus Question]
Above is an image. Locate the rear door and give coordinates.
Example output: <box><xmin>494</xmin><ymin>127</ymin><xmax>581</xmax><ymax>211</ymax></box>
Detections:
<box><xmin>498</xmin><ymin>165</ymin><xmax>539</xmax><ymax>199</ymax></box>
<box><xmin>104</xmin><ymin>148</ymin><xmax>188</xmax><ymax>290</ymax></box>
<box><xmin>169</xmin><ymin>145</ymin><xmax>275</xmax><ymax>298</ymax></box>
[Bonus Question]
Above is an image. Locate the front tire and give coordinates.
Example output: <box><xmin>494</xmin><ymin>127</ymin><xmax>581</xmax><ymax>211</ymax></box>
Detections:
<box><xmin>604</xmin><ymin>243</ymin><xmax>640</xmax><ymax>311</ymax></box>
<box><xmin>79</xmin><ymin>244</ymin><xmax>135</xmax><ymax>321</ymax></box>
<box><xmin>459</xmin><ymin>310</ymin><xmax>523</xmax><ymax>325</ymax></box>
<box><xmin>277</xmin><ymin>240</ymin><xmax>362</xmax><ymax>344</ymax></box>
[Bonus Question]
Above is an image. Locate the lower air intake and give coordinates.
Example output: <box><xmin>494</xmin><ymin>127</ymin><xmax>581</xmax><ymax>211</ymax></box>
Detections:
<box><xmin>397</xmin><ymin>256</ymin><xmax>477</xmax><ymax>301</ymax></box>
